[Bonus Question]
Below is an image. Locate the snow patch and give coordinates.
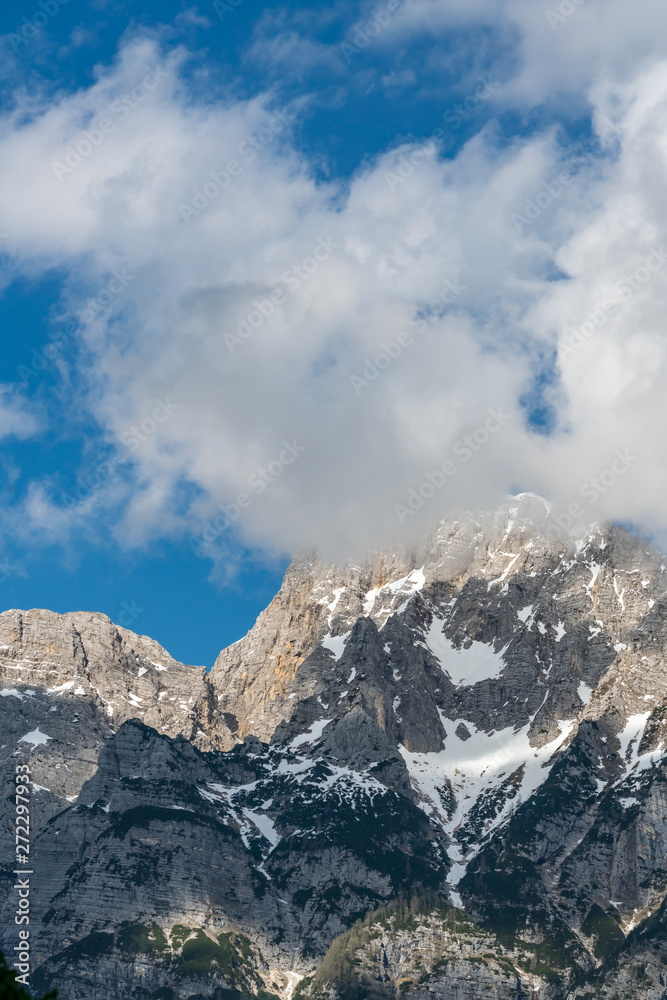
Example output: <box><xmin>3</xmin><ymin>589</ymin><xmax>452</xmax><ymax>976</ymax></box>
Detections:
<box><xmin>401</xmin><ymin>716</ymin><xmax>576</xmax><ymax>886</ymax></box>
<box><xmin>322</xmin><ymin>632</ymin><xmax>350</xmax><ymax>661</ymax></box>
<box><xmin>325</xmin><ymin>587</ymin><xmax>345</xmax><ymax>613</ymax></box>
<box><xmin>284</xmin><ymin>971</ymin><xmax>303</xmax><ymax>1000</ymax></box>
<box><xmin>363</xmin><ymin>568</ymin><xmax>425</xmax><ymax>617</ymax></box>
<box><xmin>613</xmin><ymin>576</ymin><xmax>625</xmax><ymax>611</ymax></box>
<box><xmin>487</xmin><ymin>551</ymin><xmax>520</xmax><ymax>587</ymax></box>
<box><xmin>19</xmin><ymin>728</ymin><xmax>52</xmax><ymax>747</ymax></box>
<box><xmin>47</xmin><ymin>680</ymin><xmax>75</xmax><ymax>694</ymax></box>
<box><xmin>245</xmin><ymin>810</ymin><xmax>279</xmax><ymax>848</ymax></box>
<box><xmin>577</xmin><ymin>682</ymin><xmax>593</xmax><ymax>705</ymax></box>
<box><xmin>423</xmin><ymin>618</ymin><xmax>506</xmax><ymax>686</ymax></box>
<box><xmin>363</xmin><ymin>587</ymin><xmax>378</xmax><ymax>614</ymax></box>
<box><xmin>199</xmin><ymin>786</ymin><xmax>226</xmax><ymax>804</ymax></box>
<box><xmin>386</xmin><ymin>567</ymin><xmax>425</xmax><ymax>595</ymax></box>
<box><xmin>617</xmin><ymin>713</ymin><xmax>651</xmax><ymax>766</ymax></box>
<box><xmin>290</xmin><ymin>718</ymin><xmax>332</xmax><ymax>749</ymax></box>
<box><xmin>585</xmin><ymin>563</ymin><xmax>601</xmax><ymax>602</ymax></box>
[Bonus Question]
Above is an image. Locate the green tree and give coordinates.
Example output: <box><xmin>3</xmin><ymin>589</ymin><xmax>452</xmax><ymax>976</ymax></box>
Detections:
<box><xmin>0</xmin><ymin>949</ymin><xmax>57</xmax><ymax>1000</ymax></box>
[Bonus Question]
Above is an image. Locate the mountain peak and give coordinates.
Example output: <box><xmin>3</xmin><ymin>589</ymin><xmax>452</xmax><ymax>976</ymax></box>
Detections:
<box><xmin>3</xmin><ymin>514</ymin><xmax>667</xmax><ymax>998</ymax></box>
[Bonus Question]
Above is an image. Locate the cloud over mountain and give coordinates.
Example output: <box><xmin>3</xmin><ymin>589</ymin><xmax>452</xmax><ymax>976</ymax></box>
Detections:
<box><xmin>1</xmin><ymin>10</ymin><xmax>667</xmax><ymax>560</ymax></box>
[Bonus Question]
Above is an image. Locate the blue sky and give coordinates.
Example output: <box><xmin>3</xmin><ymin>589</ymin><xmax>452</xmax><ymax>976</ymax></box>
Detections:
<box><xmin>1</xmin><ymin>0</ymin><xmax>667</xmax><ymax>664</ymax></box>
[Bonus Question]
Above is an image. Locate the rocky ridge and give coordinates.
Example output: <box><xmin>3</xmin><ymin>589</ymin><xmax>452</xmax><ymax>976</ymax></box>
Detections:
<box><xmin>3</xmin><ymin>495</ymin><xmax>667</xmax><ymax>998</ymax></box>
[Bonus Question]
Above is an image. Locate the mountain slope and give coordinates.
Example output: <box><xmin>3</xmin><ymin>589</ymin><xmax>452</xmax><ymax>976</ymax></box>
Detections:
<box><xmin>3</xmin><ymin>496</ymin><xmax>667</xmax><ymax>998</ymax></box>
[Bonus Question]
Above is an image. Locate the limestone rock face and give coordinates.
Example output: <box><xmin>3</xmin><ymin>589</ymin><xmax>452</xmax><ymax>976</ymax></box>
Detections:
<box><xmin>295</xmin><ymin>901</ymin><xmax>551</xmax><ymax>1000</ymax></box>
<box><xmin>0</xmin><ymin>607</ymin><xmax>215</xmax><ymax>738</ymax></box>
<box><xmin>211</xmin><ymin>497</ymin><xmax>667</xmax><ymax>761</ymax></box>
<box><xmin>4</xmin><ymin>497</ymin><xmax>667</xmax><ymax>999</ymax></box>
<box><xmin>17</xmin><ymin>718</ymin><xmax>447</xmax><ymax>999</ymax></box>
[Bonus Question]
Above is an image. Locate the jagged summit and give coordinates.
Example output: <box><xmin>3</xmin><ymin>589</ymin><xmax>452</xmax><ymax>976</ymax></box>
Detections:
<box><xmin>2</xmin><ymin>508</ymin><xmax>667</xmax><ymax>998</ymax></box>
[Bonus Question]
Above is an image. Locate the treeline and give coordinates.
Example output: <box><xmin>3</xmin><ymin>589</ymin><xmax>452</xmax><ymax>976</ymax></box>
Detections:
<box><xmin>303</xmin><ymin>890</ymin><xmax>455</xmax><ymax>999</ymax></box>
<box><xmin>0</xmin><ymin>950</ymin><xmax>57</xmax><ymax>1000</ymax></box>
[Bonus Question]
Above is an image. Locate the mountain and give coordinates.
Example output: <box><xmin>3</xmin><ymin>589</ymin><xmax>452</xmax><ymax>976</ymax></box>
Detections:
<box><xmin>3</xmin><ymin>495</ymin><xmax>667</xmax><ymax>999</ymax></box>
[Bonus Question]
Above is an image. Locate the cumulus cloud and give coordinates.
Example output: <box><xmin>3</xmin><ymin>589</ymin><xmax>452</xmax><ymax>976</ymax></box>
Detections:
<box><xmin>1</xmin><ymin>19</ymin><xmax>667</xmax><ymax>560</ymax></box>
<box><xmin>391</xmin><ymin>0</ymin><xmax>667</xmax><ymax>109</ymax></box>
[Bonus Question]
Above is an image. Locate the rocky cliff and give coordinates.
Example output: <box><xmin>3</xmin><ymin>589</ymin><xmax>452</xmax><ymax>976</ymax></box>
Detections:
<box><xmin>3</xmin><ymin>495</ymin><xmax>667</xmax><ymax>998</ymax></box>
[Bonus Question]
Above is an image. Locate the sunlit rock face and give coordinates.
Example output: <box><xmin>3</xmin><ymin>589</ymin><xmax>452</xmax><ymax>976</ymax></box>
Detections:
<box><xmin>4</xmin><ymin>496</ymin><xmax>667</xmax><ymax>998</ymax></box>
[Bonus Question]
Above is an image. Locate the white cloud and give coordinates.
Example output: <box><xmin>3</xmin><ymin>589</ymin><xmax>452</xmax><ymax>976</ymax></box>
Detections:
<box><xmin>0</xmin><ymin>386</ymin><xmax>40</xmax><ymax>441</ymax></box>
<box><xmin>2</xmin><ymin>30</ymin><xmax>667</xmax><ymax>559</ymax></box>
<box><xmin>395</xmin><ymin>0</ymin><xmax>667</xmax><ymax>109</ymax></box>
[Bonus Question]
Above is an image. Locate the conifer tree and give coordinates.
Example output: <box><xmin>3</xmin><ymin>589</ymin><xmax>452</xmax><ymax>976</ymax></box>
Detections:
<box><xmin>0</xmin><ymin>949</ymin><xmax>57</xmax><ymax>1000</ymax></box>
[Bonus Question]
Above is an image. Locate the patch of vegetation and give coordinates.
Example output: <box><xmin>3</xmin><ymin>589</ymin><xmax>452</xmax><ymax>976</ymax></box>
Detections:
<box><xmin>171</xmin><ymin>924</ymin><xmax>195</xmax><ymax>950</ymax></box>
<box><xmin>174</xmin><ymin>929</ymin><xmax>279</xmax><ymax>997</ymax></box>
<box><xmin>304</xmin><ymin>891</ymin><xmax>480</xmax><ymax>998</ymax></box>
<box><xmin>272</xmin><ymin>781</ymin><xmax>445</xmax><ymax>897</ymax></box>
<box><xmin>104</xmin><ymin>804</ymin><xmax>232</xmax><ymax>840</ymax></box>
<box><xmin>581</xmin><ymin>905</ymin><xmax>625</xmax><ymax>960</ymax></box>
<box><xmin>54</xmin><ymin>931</ymin><xmax>115</xmax><ymax>963</ymax></box>
<box><xmin>293</xmin><ymin>975</ymin><xmax>314</xmax><ymax>999</ymax></box>
<box><xmin>639</xmin><ymin>700</ymin><xmax>667</xmax><ymax>754</ymax></box>
<box><xmin>179</xmin><ymin>930</ymin><xmax>238</xmax><ymax>976</ymax></box>
<box><xmin>0</xmin><ymin>948</ymin><xmax>58</xmax><ymax>1000</ymax></box>
<box><xmin>512</xmin><ymin>932</ymin><xmax>584</xmax><ymax>985</ymax></box>
<box><xmin>462</xmin><ymin>845</ymin><xmax>591</xmax><ymax>987</ymax></box>
<box><xmin>117</xmin><ymin>922</ymin><xmax>169</xmax><ymax>955</ymax></box>
<box><xmin>30</xmin><ymin>921</ymin><xmax>279</xmax><ymax>999</ymax></box>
